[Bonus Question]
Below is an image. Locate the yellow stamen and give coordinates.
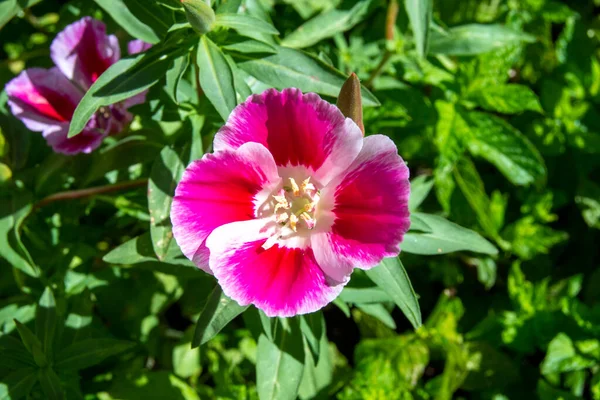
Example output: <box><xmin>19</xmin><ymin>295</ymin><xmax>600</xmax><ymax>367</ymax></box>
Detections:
<box><xmin>289</xmin><ymin>214</ymin><xmax>298</xmax><ymax>232</ymax></box>
<box><xmin>289</xmin><ymin>177</ymin><xmax>300</xmax><ymax>197</ymax></box>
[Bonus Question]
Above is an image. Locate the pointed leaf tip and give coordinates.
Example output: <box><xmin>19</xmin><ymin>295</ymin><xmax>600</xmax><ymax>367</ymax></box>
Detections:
<box><xmin>336</xmin><ymin>73</ymin><xmax>365</xmax><ymax>135</ymax></box>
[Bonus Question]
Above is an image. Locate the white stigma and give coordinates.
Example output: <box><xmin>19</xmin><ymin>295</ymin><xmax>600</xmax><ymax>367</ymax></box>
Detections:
<box><xmin>262</xmin><ymin>177</ymin><xmax>320</xmax><ymax>250</ymax></box>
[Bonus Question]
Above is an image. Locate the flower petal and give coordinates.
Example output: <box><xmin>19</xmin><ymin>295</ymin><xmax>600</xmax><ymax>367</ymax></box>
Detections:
<box><xmin>42</xmin><ymin>124</ymin><xmax>106</xmax><ymax>155</ymax></box>
<box><xmin>312</xmin><ymin>135</ymin><xmax>410</xmax><ymax>278</ymax></box>
<box><xmin>206</xmin><ymin>219</ymin><xmax>344</xmax><ymax>317</ymax></box>
<box><xmin>171</xmin><ymin>142</ymin><xmax>281</xmax><ymax>273</ymax></box>
<box><xmin>214</xmin><ymin>88</ymin><xmax>363</xmax><ymax>186</ymax></box>
<box><xmin>51</xmin><ymin>17</ymin><xmax>120</xmax><ymax>90</ymax></box>
<box><xmin>6</xmin><ymin>67</ymin><xmax>82</xmax><ymax>132</ymax></box>
<box><xmin>128</xmin><ymin>39</ymin><xmax>153</xmax><ymax>55</ymax></box>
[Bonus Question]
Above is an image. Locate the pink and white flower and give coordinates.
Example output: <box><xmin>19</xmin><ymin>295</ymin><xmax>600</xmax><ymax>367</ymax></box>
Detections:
<box><xmin>171</xmin><ymin>88</ymin><xmax>411</xmax><ymax>317</ymax></box>
<box><xmin>5</xmin><ymin>17</ymin><xmax>151</xmax><ymax>155</ymax></box>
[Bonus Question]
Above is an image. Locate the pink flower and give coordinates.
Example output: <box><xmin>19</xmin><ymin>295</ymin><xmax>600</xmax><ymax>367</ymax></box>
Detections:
<box><xmin>171</xmin><ymin>89</ymin><xmax>411</xmax><ymax>317</ymax></box>
<box><xmin>5</xmin><ymin>17</ymin><xmax>151</xmax><ymax>155</ymax></box>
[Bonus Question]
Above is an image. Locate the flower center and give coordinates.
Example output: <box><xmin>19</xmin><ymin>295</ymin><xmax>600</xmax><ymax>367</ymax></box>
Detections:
<box><xmin>261</xmin><ymin>177</ymin><xmax>320</xmax><ymax>250</ymax></box>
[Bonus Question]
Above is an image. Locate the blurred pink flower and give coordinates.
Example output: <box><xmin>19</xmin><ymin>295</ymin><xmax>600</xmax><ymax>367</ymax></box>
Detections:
<box><xmin>5</xmin><ymin>17</ymin><xmax>151</xmax><ymax>155</ymax></box>
<box><xmin>171</xmin><ymin>88</ymin><xmax>411</xmax><ymax>317</ymax></box>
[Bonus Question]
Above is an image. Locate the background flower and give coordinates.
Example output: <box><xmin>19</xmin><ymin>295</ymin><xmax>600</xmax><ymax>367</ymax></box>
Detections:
<box><xmin>5</xmin><ymin>17</ymin><xmax>150</xmax><ymax>155</ymax></box>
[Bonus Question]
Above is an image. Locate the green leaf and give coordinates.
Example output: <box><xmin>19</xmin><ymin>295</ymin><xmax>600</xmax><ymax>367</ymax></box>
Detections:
<box><xmin>433</xmin><ymin>100</ymin><xmax>467</xmax><ymax>213</ymax></box>
<box><xmin>38</xmin><ymin>367</ymin><xmax>64</xmax><ymax>400</ymax></box>
<box><xmin>148</xmin><ymin>146</ymin><xmax>186</xmax><ymax>260</ymax></box>
<box><xmin>347</xmin><ymin>335</ymin><xmax>429</xmax><ymax>395</ymax></box>
<box><xmin>106</xmin><ymin>371</ymin><xmax>201</xmax><ymax>399</ymax></box>
<box><xmin>35</xmin><ymin>287</ymin><xmax>57</xmax><ymax>359</ymax></box>
<box><xmin>55</xmin><ymin>338</ymin><xmax>136</xmax><ymax>370</ymax></box>
<box><xmin>538</xmin><ymin>379</ymin><xmax>580</xmax><ymax>400</ymax></box>
<box><xmin>365</xmin><ymin>257</ymin><xmax>422</xmax><ymax>329</ymax></box>
<box><xmin>94</xmin><ymin>0</ymin><xmax>162</xmax><ymax>44</ymax></box>
<box><xmin>197</xmin><ymin>36</ymin><xmax>237</xmax><ymax>121</ymax></box>
<box><xmin>14</xmin><ymin>320</ymin><xmax>47</xmax><ymax>367</ymax></box>
<box><xmin>281</xmin><ymin>1</ymin><xmax>371</xmax><ymax>49</ymax></box>
<box><xmin>237</xmin><ymin>46</ymin><xmax>379</xmax><ymax>106</ymax></box>
<box><xmin>69</xmin><ymin>37</ymin><xmax>191</xmax><ymax>137</ymax></box>
<box><xmin>339</xmin><ymin>287</ymin><xmax>393</xmax><ymax>304</ymax></box>
<box><xmin>429</xmin><ymin>24</ymin><xmax>535</xmax><ymax>56</ymax></box>
<box><xmin>356</xmin><ymin>303</ymin><xmax>397</xmax><ymax>329</ymax></box>
<box><xmin>103</xmin><ymin>232</ymin><xmax>193</xmax><ymax>267</ymax></box>
<box><xmin>222</xmin><ymin>39</ymin><xmax>278</xmax><ymax>54</ymax></box>
<box><xmin>165</xmin><ymin>53</ymin><xmax>191</xmax><ymax>104</ymax></box>
<box><xmin>215</xmin><ymin>13</ymin><xmax>279</xmax><ymax>38</ymax></box>
<box><xmin>541</xmin><ymin>333</ymin><xmax>597</xmax><ymax>375</ymax></box>
<box><xmin>405</xmin><ymin>0</ymin><xmax>432</xmax><ymax>58</ymax></box>
<box><xmin>453</xmin><ymin>157</ymin><xmax>500</xmax><ymax>239</ymax></box>
<box><xmin>257</xmin><ymin>318</ymin><xmax>305</xmax><ymax>400</ymax></box>
<box><xmin>0</xmin><ymin>367</ymin><xmax>38</xmax><ymax>400</ymax></box>
<box><xmin>298</xmin><ymin>322</ymin><xmax>332</xmax><ymax>400</ymax></box>
<box><xmin>83</xmin><ymin>135</ymin><xmax>162</xmax><ymax>185</ymax></box>
<box><xmin>408</xmin><ymin>175</ymin><xmax>434</xmax><ymax>211</ymax></box>
<box><xmin>299</xmin><ymin>313</ymin><xmax>325</xmax><ymax>364</ymax></box>
<box><xmin>0</xmin><ymin>335</ymin><xmax>34</xmax><ymax>369</ymax></box>
<box><xmin>403</xmin><ymin>212</ymin><xmax>498</xmax><ymax>255</ymax></box>
<box><xmin>468</xmin><ymin>84</ymin><xmax>543</xmax><ymax>114</ymax></box>
<box><xmin>192</xmin><ymin>286</ymin><xmax>248</xmax><ymax>347</ymax></box>
<box><xmin>463</xmin><ymin>111</ymin><xmax>546</xmax><ymax>186</ymax></box>
<box><xmin>0</xmin><ymin>192</ymin><xmax>39</xmax><ymax>277</ymax></box>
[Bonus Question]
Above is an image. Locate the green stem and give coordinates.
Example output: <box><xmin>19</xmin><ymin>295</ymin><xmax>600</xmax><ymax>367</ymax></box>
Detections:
<box><xmin>33</xmin><ymin>179</ymin><xmax>148</xmax><ymax>210</ymax></box>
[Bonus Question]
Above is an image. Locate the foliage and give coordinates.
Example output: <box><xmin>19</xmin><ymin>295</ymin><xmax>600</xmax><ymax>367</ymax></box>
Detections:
<box><xmin>1</xmin><ymin>0</ymin><xmax>599</xmax><ymax>399</ymax></box>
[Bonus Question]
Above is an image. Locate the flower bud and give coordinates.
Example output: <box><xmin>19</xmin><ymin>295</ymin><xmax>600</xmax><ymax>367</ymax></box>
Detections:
<box><xmin>336</xmin><ymin>73</ymin><xmax>364</xmax><ymax>135</ymax></box>
<box><xmin>181</xmin><ymin>0</ymin><xmax>216</xmax><ymax>35</ymax></box>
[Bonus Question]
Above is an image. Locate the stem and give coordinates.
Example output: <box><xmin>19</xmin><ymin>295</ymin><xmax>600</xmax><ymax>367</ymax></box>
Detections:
<box><xmin>34</xmin><ymin>179</ymin><xmax>148</xmax><ymax>210</ymax></box>
<box><xmin>365</xmin><ymin>0</ymin><xmax>399</xmax><ymax>88</ymax></box>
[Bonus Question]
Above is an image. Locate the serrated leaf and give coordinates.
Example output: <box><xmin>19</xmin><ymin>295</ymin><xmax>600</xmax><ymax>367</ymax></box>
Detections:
<box><xmin>149</xmin><ymin>146</ymin><xmax>186</xmax><ymax>260</ymax></box>
<box><xmin>197</xmin><ymin>36</ymin><xmax>237</xmax><ymax>121</ymax></box>
<box><xmin>365</xmin><ymin>257</ymin><xmax>421</xmax><ymax>329</ymax></box>
<box><xmin>429</xmin><ymin>24</ymin><xmax>535</xmax><ymax>56</ymax></box>
<box><xmin>0</xmin><ymin>367</ymin><xmax>38</xmax><ymax>400</ymax></box>
<box><xmin>38</xmin><ymin>367</ymin><xmax>64</xmax><ymax>400</ymax></box>
<box><xmin>281</xmin><ymin>0</ymin><xmax>371</xmax><ymax>49</ymax></box>
<box><xmin>94</xmin><ymin>0</ymin><xmax>162</xmax><ymax>43</ymax></box>
<box><xmin>192</xmin><ymin>286</ymin><xmax>248</xmax><ymax>347</ymax></box>
<box><xmin>403</xmin><ymin>212</ymin><xmax>498</xmax><ymax>255</ymax></box>
<box><xmin>468</xmin><ymin>84</ymin><xmax>543</xmax><ymax>114</ymax></box>
<box><xmin>463</xmin><ymin>111</ymin><xmax>546</xmax><ymax>186</ymax></box>
<box><xmin>35</xmin><ymin>287</ymin><xmax>57</xmax><ymax>359</ymax></box>
<box><xmin>55</xmin><ymin>338</ymin><xmax>136</xmax><ymax>370</ymax></box>
<box><xmin>405</xmin><ymin>0</ymin><xmax>432</xmax><ymax>57</ymax></box>
<box><xmin>257</xmin><ymin>318</ymin><xmax>305</xmax><ymax>400</ymax></box>
<box><xmin>237</xmin><ymin>46</ymin><xmax>379</xmax><ymax>106</ymax></box>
